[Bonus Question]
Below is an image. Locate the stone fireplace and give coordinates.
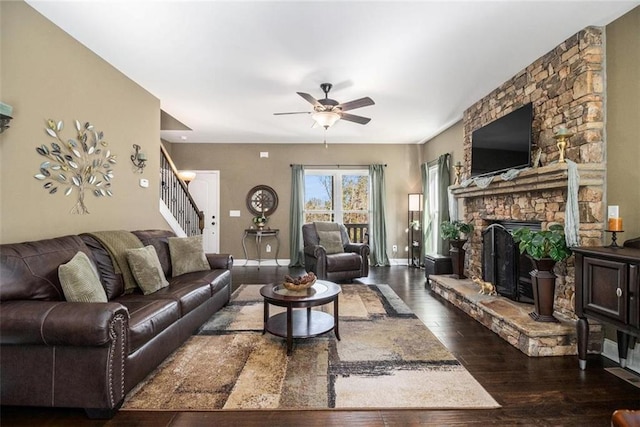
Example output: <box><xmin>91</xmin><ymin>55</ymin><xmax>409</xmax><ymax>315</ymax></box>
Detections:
<box><xmin>452</xmin><ymin>26</ymin><xmax>607</xmax><ymax>320</ymax></box>
<box><xmin>428</xmin><ymin>26</ymin><xmax>609</xmax><ymax>357</ymax></box>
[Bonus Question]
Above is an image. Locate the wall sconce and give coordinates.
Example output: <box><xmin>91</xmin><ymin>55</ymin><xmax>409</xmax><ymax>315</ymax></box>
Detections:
<box><xmin>130</xmin><ymin>144</ymin><xmax>147</xmax><ymax>173</ymax></box>
<box><xmin>0</xmin><ymin>102</ymin><xmax>13</xmax><ymax>134</ymax></box>
<box><xmin>178</xmin><ymin>170</ymin><xmax>197</xmax><ymax>186</ymax></box>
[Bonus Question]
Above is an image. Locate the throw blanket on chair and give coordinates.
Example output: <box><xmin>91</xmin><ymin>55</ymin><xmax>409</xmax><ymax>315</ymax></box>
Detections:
<box><xmin>314</xmin><ymin>221</ymin><xmax>341</xmax><ymax>233</ymax></box>
<box><xmin>85</xmin><ymin>230</ymin><xmax>144</xmax><ymax>294</ymax></box>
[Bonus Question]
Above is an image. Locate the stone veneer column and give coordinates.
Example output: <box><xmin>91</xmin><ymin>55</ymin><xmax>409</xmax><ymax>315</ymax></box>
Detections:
<box><xmin>459</xmin><ymin>27</ymin><xmax>606</xmax><ymax>319</ymax></box>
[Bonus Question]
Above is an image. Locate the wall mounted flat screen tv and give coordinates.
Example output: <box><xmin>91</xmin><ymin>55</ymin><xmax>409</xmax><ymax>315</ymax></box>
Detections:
<box><xmin>471</xmin><ymin>103</ymin><xmax>533</xmax><ymax>177</ymax></box>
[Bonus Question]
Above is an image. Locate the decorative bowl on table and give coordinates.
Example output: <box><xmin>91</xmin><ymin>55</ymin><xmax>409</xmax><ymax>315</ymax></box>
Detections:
<box><xmin>282</xmin><ymin>273</ymin><xmax>316</xmax><ymax>291</ymax></box>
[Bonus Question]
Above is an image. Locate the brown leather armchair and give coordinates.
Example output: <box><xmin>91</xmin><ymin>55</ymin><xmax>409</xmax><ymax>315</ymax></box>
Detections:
<box><xmin>302</xmin><ymin>223</ymin><xmax>369</xmax><ymax>282</ymax></box>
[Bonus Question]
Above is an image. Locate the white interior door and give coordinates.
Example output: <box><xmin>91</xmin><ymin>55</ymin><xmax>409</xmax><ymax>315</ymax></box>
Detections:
<box><xmin>188</xmin><ymin>171</ymin><xmax>220</xmax><ymax>253</ymax></box>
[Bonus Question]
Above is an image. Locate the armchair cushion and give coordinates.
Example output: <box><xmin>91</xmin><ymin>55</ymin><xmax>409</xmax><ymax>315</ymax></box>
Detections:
<box><xmin>317</xmin><ymin>230</ymin><xmax>344</xmax><ymax>254</ymax></box>
<box><xmin>326</xmin><ymin>252</ymin><xmax>362</xmax><ymax>272</ymax></box>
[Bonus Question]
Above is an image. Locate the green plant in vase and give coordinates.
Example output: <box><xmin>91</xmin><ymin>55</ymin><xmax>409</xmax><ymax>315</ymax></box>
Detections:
<box><xmin>512</xmin><ymin>223</ymin><xmax>571</xmax><ymax>322</ymax></box>
<box><xmin>440</xmin><ymin>220</ymin><xmax>474</xmax><ymax>279</ymax></box>
<box><xmin>253</xmin><ymin>214</ymin><xmax>268</xmax><ymax>229</ymax></box>
<box><xmin>440</xmin><ymin>220</ymin><xmax>474</xmax><ymax>241</ymax></box>
<box><xmin>512</xmin><ymin>224</ymin><xmax>571</xmax><ymax>262</ymax></box>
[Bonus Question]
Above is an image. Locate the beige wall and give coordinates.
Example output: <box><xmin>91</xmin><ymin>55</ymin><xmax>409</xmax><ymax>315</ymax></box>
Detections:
<box><xmin>606</xmin><ymin>6</ymin><xmax>640</xmax><ymax>241</ymax></box>
<box><xmin>169</xmin><ymin>143</ymin><xmax>422</xmax><ymax>260</ymax></box>
<box><xmin>422</xmin><ymin>120</ymin><xmax>464</xmax><ymax>178</ymax></box>
<box><xmin>1</xmin><ymin>0</ymin><xmax>636</xmax><ymax>256</ymax></box>
<box><xmin>0</xmin><ymin>1</ymin><xmax>168</xmax><ymax>244</ymax></box>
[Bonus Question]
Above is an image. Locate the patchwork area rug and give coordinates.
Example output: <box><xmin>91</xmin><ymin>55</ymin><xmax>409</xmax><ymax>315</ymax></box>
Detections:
<box><xmin>123</xmin><ymin>284</ymin><xmax>500</xmax><ymax>410</ymax></box>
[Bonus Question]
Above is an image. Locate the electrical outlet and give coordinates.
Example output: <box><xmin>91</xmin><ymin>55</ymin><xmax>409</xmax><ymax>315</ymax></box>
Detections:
<box><xmin>265</xmin><ymin>244</ymin><xmax>271</xmax><ymax>253</ymax></box>
<box><xmin>392</xmin><ymin>245</ymin><xmax>398</xmax><ymax>252</ymax></box>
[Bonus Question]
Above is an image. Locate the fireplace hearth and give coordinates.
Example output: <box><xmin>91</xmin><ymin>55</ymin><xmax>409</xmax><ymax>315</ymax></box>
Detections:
<box><xmin>482</xmin><ymin>221</ymin><xmax>541</xmax><ymax>304</ymax></box>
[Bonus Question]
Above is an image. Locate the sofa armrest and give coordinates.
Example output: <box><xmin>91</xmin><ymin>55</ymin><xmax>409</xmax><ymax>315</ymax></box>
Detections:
<box><xmin>0</xmin><ymin>300</ymin><xmax>128</xmax><ymax>346</ymax></box>
<box><xmin>206</xmin><ymin>253</ymin><xmax>233</xmax><ymax>270</ymax></box>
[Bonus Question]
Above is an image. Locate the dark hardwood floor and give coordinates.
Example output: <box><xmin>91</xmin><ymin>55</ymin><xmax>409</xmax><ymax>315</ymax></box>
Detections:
<box><xmin>2</xmin><ymin>265</ymin><xmax>638</xmax><ymax>426</ymax></box>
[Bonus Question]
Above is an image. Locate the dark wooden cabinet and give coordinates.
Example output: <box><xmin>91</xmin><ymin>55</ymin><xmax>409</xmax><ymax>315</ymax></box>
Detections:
<box><xmin>574</xmin><ymin>246</ymin><xmax>640</xmax><ymax>370</ymax></box>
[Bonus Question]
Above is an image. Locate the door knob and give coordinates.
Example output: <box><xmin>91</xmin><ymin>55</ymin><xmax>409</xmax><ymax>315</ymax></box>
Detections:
<box><xmin>616</xmin><ymin>288</ymin><xmax>623</xmax><ymax>298</ymax></box>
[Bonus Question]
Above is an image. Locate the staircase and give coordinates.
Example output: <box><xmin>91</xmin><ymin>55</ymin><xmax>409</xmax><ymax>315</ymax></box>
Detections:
<box><xmin>159</xmin><ymin>144</ymin><xmax>204</xmax><ymax>236</ymax></box>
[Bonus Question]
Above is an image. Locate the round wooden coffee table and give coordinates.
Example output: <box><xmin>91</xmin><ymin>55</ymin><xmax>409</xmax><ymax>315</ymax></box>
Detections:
<box><xmin>260</xmin><ymin>280</ymin><xmax>341</xmax><ymax>355</ymax></box>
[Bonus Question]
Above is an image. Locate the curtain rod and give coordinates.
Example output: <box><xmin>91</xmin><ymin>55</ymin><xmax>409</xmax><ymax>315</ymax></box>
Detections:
<box><xmin>290</xmin><ymin>164</ymin><xmax>387</xmax><ymax>168</ymax></box>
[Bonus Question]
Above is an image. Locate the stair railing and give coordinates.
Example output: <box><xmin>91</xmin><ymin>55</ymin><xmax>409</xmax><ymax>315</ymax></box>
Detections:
<box><xmin>160</xmin><ymin>144</ymin><xmax>204</xmax><ymax>236</ymax></box>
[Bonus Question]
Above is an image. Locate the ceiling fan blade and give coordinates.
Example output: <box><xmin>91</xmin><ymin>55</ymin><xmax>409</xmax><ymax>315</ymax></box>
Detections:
<box><xmin>297</xmin><ymin>92</ymin><xmax>323</xmax><ymax>109</ymax></box>
<box><xmin>273</xmin><ymin>111</ymin><xmax>311</xmax><ymax>115</ymax></box>
<box><xmin>340</xmin><ymin>112</ymin><xmax>371</xmax><ymax>125</ymax></box>
<box><xmin>336</xmin><ymin>97</ymin><xmax>375</xmax><ymax>112</ymax></box>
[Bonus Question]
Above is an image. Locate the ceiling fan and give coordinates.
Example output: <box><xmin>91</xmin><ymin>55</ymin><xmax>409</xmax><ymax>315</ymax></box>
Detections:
<box><xmin>274</xmin><ymin>83</ymin><xmax>375</xmax><ymax>129</ymax></box>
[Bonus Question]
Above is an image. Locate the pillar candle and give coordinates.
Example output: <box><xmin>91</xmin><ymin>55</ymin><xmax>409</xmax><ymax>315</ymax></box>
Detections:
<box><xmin>608</xmin><ymin>218</ymin><xmax>623</xmax><ymax>231</ymax></box>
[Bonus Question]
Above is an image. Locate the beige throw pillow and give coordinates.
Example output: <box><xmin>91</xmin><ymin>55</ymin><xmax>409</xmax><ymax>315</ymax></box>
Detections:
<box><xmin>317</xmin><ymin>230</ymin><xmax>344</xmax><ymax>255</ymax></box>
<box><xmin>58</xmin><ymin>251</ymin><xmax>108</xmax><ymax>303</ymax></box>
<box><xmin>168</xmin><ymin>235</ymin><xmax>210</xmax><ymax>277</ymax></box>
<box><xmin>126</xmin><ymin>246</ymin><xmax>170</xmax><ymax>295</ymax></box>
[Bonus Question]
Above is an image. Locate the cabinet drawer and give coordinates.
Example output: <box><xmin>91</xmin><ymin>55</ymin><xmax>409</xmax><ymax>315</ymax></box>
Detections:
<box><xmin>582</xmin><ymin>256</ymin><xmax>628</xmax><ymax>323</ymax></box>
<box><xmin>631</xmin><ymin>264</ymin><xmax>639</xmax><ymax>328</ymax></box>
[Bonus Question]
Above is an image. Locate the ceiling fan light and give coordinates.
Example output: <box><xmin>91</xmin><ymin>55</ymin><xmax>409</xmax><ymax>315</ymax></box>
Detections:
<box><xmin>312</xmin><ymin>111</ymin><xmax>340</xmax><ymax>129</ymax></box>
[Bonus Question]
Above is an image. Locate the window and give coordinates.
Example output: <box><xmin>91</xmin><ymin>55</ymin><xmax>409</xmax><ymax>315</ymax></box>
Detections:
<box><xmin>304</xmin><ymin>170</ymin><xmax>369</xmax><ymax>238</ymax></box>
<box><xmin>424</xmin><ymin>161</ymin><xmax>440</xmax><ymax>254</ymax></box>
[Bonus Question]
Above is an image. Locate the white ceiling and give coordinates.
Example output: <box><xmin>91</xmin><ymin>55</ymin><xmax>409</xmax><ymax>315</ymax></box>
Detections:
<box><xmin>27</xmin><ymin>1</ymin><xmax>639</xmax><ymax>145</ymax></box>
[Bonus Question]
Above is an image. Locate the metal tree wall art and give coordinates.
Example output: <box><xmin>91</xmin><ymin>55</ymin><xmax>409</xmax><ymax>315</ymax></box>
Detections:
<box><xmin>34</xmin><ymin>119</ymin><xmax>116</xmax><ymax>214</ymax></box>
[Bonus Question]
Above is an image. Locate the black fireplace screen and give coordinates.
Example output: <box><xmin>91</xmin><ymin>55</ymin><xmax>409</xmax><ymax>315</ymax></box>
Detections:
<box><xmin>482</xmin><ymin>223</ymin><xmax>537</xmax><ymax>303</ymax></box>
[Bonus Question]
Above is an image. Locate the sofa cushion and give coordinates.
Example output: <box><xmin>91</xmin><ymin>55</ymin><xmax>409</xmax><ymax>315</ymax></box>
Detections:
<box><xmin>131</xmin><ymin>230</ymin><xmax>175</xmax><ymax>278</ymax></box>
<box><xmin>151</xmin><ymin>280</ymin><xmax>212</xmax><ymax>316</ymax></box>
<box><xmin>58</xmin><ymin>251</ymin><xmax>108</xmax><ymax>303</ymax></box>
<box><xmin>114</xmin><ymin>297</ymin><xmax>180</xmax><ymax>354</ymax></box>
<box><xmin>126</xmin><ymin>246</ymin><xmax>169</xmax><ymax>295</ymax></box>
<box><xmin>317</xmin><ymin>230</ymin><xmax>345</xmax><ymax>254</ymax></box>
<box><xmin>80</xmin><ymin>234</ymin><xmax>125</xmax><ymax>299</ymax></box>
<box><xmin>168</xmin><ymin>235</ymin><xmax>210</xmax><ymax>277</ymax></box>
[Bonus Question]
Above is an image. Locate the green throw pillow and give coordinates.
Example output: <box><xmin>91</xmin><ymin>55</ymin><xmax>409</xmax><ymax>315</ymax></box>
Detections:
<box><xmin>126</xmin><ymin>246</ymin><xmax>170</xmax><ymax>295</ymax></box>
<box><xmin>317</xmin><ymin>230</ymin><xmax>344</xmax><ymax>255</ymax></box>
<box><xmin>58</xmin><ymin>251</ymin><xmax>108</xmax><ymax>303</ymax></box>
<box><xmin>168</xmin><ymin>235</ymin><xmax>210</xmax><ymax>277</ymax></box>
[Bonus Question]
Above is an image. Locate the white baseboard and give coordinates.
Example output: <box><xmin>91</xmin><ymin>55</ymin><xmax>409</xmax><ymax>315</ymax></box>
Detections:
<box><xmin>237</xmin><ymin>259</ymin><xmax>290</xmax><ymax>267</ymax></box>
<box><xmin>602</xmin><ymin>338</ymin><xmax>640</xmax><ymax>374</ymax></box>
<box><xmin>389</xmin><ymin>258</ymin><xmax>410</xmax><ymax>266</ymax></box>
<box><xmin>236</xmin><ymin>259</ymin><xmax>414</xmax><ymax>267</ymax></box>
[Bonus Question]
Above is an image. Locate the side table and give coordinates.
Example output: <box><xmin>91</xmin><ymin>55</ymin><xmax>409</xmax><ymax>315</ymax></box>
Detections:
<box><xmin>242</xmin><ymin>228</ymin><xmax>281</xmax><ymax>269</ymax></box>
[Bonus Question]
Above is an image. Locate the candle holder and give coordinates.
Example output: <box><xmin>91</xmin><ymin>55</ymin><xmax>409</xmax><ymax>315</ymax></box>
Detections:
<box><xmin>605</xmin><ymin>230</ymin><xmax>624</xmax><ymax>248</ymax></box>
<box><xmin>453</xmin><ymin>161</ymin><xmax>463</xmax><ymax>185</ymax></box>
<box><xmin>553</xmin><ymin>127</ymin><xmax>573</xmax><ymax>163</ymax></box>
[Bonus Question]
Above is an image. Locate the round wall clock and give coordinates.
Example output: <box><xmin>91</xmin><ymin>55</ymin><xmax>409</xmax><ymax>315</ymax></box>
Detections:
<box><xmin>246</xmin><ymin>185</ymin><xmax>278</xmax><ymax>217</ymax></box>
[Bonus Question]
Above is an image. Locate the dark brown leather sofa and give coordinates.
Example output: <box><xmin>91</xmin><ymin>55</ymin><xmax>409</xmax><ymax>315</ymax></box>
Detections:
<box><xmin>0</xmin><ymin>229</ymin><xmax>232</xmax><ymax>418</ymax></box>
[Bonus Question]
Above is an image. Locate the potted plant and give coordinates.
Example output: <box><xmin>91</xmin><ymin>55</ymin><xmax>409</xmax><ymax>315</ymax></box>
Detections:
<box><xmin>512</xmin><ymin>224</ymin><xmax>571</xmax><ymax>322</ymax></box>
<box><xmin>440</xmin><ymin>220</ymin><xmax>474</xmax><ymax>279</ymax></box>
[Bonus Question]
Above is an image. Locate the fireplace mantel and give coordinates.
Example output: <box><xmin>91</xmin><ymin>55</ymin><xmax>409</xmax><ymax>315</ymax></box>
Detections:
<box><xmin>450</xmin><ymin>163</ymin><xmax>605</xmax><ymax>199</ymax></box>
